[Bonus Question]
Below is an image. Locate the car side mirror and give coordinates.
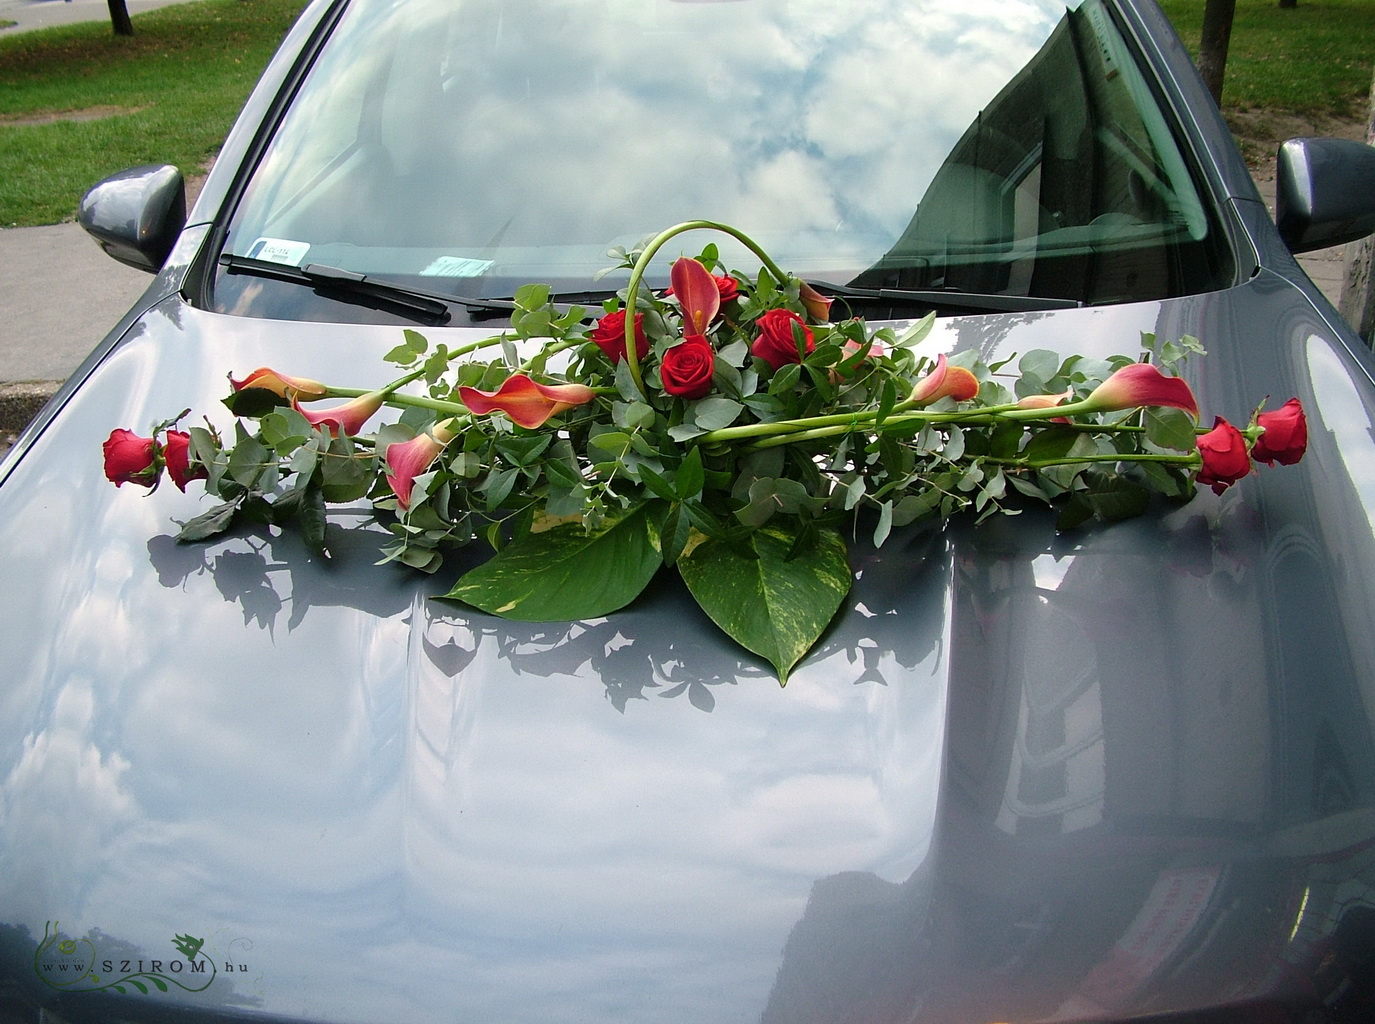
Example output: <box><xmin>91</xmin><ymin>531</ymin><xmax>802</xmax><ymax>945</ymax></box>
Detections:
<box><xmin>77</xmin><ymin>164</ymin><xmax>187</xmax><ymax>273</ymax></box>
<box><xmin>1275</xmin><ymin>137</ymin><xmax>1375</xmax><ymax>254</ymax></box>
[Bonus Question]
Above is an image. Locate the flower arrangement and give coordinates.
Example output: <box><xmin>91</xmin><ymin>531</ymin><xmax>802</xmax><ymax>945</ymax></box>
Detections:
<box><xmin>104</xmin><ymin>221</ymin><xmax>1307</xmax><ymax>683</ymax></box>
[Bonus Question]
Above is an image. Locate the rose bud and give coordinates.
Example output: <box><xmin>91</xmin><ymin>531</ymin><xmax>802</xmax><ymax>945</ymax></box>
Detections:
<box><xmin>1251</xmin><ymin>398</ymin><xmax>1307</xmax><ymax>466</ymax></box>
<box><xmin>163</xmin><ymin>430</ymin><xmax>208</xmax><ymax>492</ymax></box>
<box><xmin>589</xmin><ymin>310</ymin><xmax>650</xmax><ymax>365</ymax></box>
<box><xmin>1196</xmin><ymin>416</ymin><xmax>1251</xmax><ymax>495</ymax></box>
<box><xmin>102</xmin><ymin>428</ymin><xmax>159</xmax><ymax>488</ymax></box>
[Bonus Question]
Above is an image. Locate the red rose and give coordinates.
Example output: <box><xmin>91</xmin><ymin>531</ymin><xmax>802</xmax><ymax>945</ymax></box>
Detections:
<box><xmin>665</xmin><ymin>272</ymin><xmax>740</xmax><ymax>304</ymax></box>
<box><xmin>590</xmin><ymin>310</ymin><xmax>649</xmax><ymax>364</ymax></box>
<box><xmin>102</xmin><ymin>428</ymin><xmax>159</xmax><ymax>488</ymax></box>
<box><xmin>1252</xmin><ymin>398</ymin><xmax>1307</xmax><ymax>466</ymax></box>
<box><xmin>710</xmin><ymin>273</ymin><xmax>741</xmax><ymax>304</ymax></box>
<box><xmin>1196</xmin><ymin>417</ymin><xmax>1251</xmax><ymax>495</ymax></box>
<box><xmin>752</xmin><ymin>309</ymin><xmax>814</xmax><ymax>371</ymax></box>
<box><xmin>660</xmin><ymin>334</ymin><xmax>716</xmax><ymax>400</ymax></box>
<box><xmin>163</xmin><ymin>430</ymin><xmax>207</xmax><ymax>492</ymax></box>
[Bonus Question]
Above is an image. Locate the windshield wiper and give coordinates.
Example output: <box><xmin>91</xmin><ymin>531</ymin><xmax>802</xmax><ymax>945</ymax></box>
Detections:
<box><xmin>218</xmin><ymin>255</ymin><xmax>521</xmax><ymax>325</ymax></box>
<box><xmin>809</xmin><ymin>282</ymin><xmax>1082</xmax><ymax>316</ymax></box>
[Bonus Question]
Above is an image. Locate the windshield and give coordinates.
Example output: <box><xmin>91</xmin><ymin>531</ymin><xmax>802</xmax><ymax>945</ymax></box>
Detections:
<box><xmin>212</xmin><ymin>0</ymin><xmax>1231</xmax><ymax>324</ymax></box>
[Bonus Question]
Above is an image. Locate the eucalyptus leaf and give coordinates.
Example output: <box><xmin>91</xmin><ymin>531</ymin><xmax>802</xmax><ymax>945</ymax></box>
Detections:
<box><xmin>443</xmin><ymin>504</ymin><xmax>661</xmax><ymax>620</ymax></box>
<box><xmin>693</xmin><ymin>398</ymin><xmax>743</xmax><ymax>432</ymax></box>
<box><xmin>678</xmin><ymin>524</ymin><xmax>851</xmax><ymax>684</ymax></box>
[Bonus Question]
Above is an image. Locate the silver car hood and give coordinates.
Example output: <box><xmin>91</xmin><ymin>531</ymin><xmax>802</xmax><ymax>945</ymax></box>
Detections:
<box><xmin>3</xmin><ymin>277</ymin><xmax>1375</xmax><ymax>1023</ymax></box>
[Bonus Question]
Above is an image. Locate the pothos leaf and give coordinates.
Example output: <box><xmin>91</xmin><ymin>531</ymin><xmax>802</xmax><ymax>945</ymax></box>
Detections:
<box><xmin>442</xmin><ymin>504</ymin><xmax>661</xmax><ymax>620</ymax></box>
<box><xmin>678</xmin><ymin>523</ymin><xmax>850</xmax><ymax>684</ymax></box>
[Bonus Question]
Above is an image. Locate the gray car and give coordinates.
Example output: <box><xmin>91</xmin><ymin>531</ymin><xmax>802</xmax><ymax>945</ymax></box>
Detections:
<box><xmin>4</xmin><ymin>0</ymin><xmax>1375</xmax><ymax>1021</ymax></box>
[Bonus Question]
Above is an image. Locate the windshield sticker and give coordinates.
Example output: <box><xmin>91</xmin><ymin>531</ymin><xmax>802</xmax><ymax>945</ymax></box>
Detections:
<box><xmin>421</xmin><ymin>255</ymin><xmax>495</xmax><ymax>278</ymax></box>
<box><xmin>245</xmin><ymin>237</ymin><xmax>311</xmax><ymax>266</ymax></box>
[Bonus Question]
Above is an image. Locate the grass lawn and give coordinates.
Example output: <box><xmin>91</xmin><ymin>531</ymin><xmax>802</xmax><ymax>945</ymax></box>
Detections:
<box><xmin>0</xmin><ymin>0</ymin><xmax>309</xmax><ymax>227</ymax></box>
<box><xmin>1158</xmin><ymin>0</ymin><xmax>1375</xmax><ymax>118</ymax></box>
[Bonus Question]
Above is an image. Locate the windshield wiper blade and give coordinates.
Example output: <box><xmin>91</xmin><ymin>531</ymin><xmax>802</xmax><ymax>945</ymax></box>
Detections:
<box><xmin>218</xmin><ymin>255</ymin><xmax>522</xmax><ymax>325</ymax></box>
<box><xmin>809</xmin><ymin>282</ymin><xmax>1082</xmax><ymax>315</ymax></box>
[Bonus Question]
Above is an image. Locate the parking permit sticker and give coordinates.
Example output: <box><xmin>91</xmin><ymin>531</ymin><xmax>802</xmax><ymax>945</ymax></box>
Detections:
<box><xmin>246</xmin><ymin>238</ymin><xmax>311</xmax><ymax>266</ymax></box>
<box><xmin>421</xmin><ymin>256</ymin><xmax>495</xmax><ymax>278</ymax></box>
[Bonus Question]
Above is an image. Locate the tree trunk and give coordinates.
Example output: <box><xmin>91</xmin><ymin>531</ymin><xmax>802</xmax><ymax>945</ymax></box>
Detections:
<box><xmin>1198</xmin><ymin>0</ymin><xmax>1237</xmax><ymax>106</ymax></box>
<box><xmin>107</xmin><ymin>0</ymin><xmax>134</xmax><ymax>36</ymax></box>
<box><xmin>1339</xmin><ymin>66</ymin><xmax>1375</xmax><ymax>343</ymax></box>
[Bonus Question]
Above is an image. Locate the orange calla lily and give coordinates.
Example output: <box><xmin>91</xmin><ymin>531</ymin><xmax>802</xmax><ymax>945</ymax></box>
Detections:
<box><xmin>294</xmin><ymin>391</ymin><xmax>385</xmax><ymax>436</ymax></box>
<box><xmin>1082</xmin><ymin>363</ymin><xmax>1198</xmax><ymax>419</ymax></box>
<box><xmin>798</xmin><ymin>280</ymin><xmax>834</xmax><ymax>323</ymax></box>
<box><xmin>909</xmin><ymin>354</ymin><xmax>979</xmax><ymax>406</ymax></box>
<box><xmin>385</xmin><ymin>419</ymin><xmax>457</xmax><ymax>510</ymax></box>
<box><xmin>230</xmin><ymin>367</ymin><xmax>328</xmax><ymax>401</ymax></box>
<box><xmin>458</xmin><ymin>375</ymin><xmax>596</xmax><ymax>429</ymax></box>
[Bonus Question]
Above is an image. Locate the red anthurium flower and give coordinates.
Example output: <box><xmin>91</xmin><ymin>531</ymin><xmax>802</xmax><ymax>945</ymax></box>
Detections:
<box><xmin>1196</xmin><ymin>417</ymin><xmax>1251</xmax><ymax>494</ymax></box>
<box><xmin>589</xmin><ymin>310</ymin><xmax>649</xmax><ymax>365</ymax></box>
<box><xmin>385</xmin><ymin>420</ymin><xmax>457</xmax><ymax>510</ymax></box>
<box><xmin>1082</xmin><ymin>363</ymin><xmax>1198</xmax><ymax>419</ymax></box>
<box><xmin>661</xmin><ymin>334</ymin><xmax>716</xmax><ymax>400</ymax></box>
<box><xmin>670</xmin><ymin>258</ymin><xmax>721</xmax><ymax>337</ymax></box>
<box><xmin>909</xmin><ymin>354</ymin><xmax>979</xmax><ymax>405</ymax></box>
<box><xmin>1252</xmin><ymin>398</ymin><xmax>1307</xmax><ymax>466</ymax></box>
<box><xmin>229</xmin><ymin>367</ymin><xmax>328</xmax><ymax>401</ymax></box>
<box><xmin>458</xmin><ymin>375</ymin><xmax>596</xmax><ymax>429</ymax></box>
<box><xmin>752</xmin><ymin>308</ymin><xmax>815</xmax><ymax>371</ymax></box>
<box><xmin>103</xmin><ymin>428</ymin><xmax>159</xmax><ymax>488</ymax></box>
<box><xmin>163</xmin><ymin>430</ymin><xmax>207</xmax><ymax>492</ymax></box>
<box><xmin>295</xmin><ymin>391</ymin><xmax>386</xmax><ymax>436</ymax></box>
<box><xmin>798</xmin><ymin>280</ymin><xmax>834</xmax><ymax>323</ymax></box>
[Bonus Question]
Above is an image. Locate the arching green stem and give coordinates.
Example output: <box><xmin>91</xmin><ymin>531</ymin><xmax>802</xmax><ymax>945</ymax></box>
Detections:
<box><xmin>622</xmin><ymin>220</ymin><xmax>791</xmax><ymax>396</ymax></box>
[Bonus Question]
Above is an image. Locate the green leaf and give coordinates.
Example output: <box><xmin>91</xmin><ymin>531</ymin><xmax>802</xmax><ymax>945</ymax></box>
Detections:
<box><xmin>443</xmin><ymin>504</ymin><xmax>662</xmax><ymax>620</ymax></box>
<box><xmin>693</xmin><ymin>398</ymin><xmax>743</xmax><ymax>432</ymax></box>
<box><xmin>676</xmin><ymin>446</ymin><xmax>705</xmax><ymax>499</ymax></box>
<box><xmin>1018</xmin><ymin>348</ymin><xmax>1061</xmax><ymax>383</ymax></box>
<box><xmin>1022</xmin><ymin>425</ymin><xmax>1083</xmax><ymax>462</ymax></box>
<box><xmin>222</xmin><ymin>387</ymin><xmax>286</xmax><ymax>418</ymax></box>
<box><xmin>319</xmin><ymin>436</ymin><xmax>371</xmax><ymax>502</ymax></box>
<box><xmin>228</xmin><ymin>435</ymin><xmax>273</xmax><ymax>490</ymax></box>
<box><xmin>678</xmin><ymin>524</ymin><xmax>850</xmax><ymax>684</ymax></box>
<box><xmin>175</xmin><ymin>500</ymin><xmax>240</xmax><ymax>542</ymax></box>
<box><xmin>1144</xmin><ymin>406</ymin><xmax>1198</xmax><ymax>452</ymax></box>
<box><xmin>637</xmin><ymin>463</ymin><xmax>680</xmax><ymax>503</ymax></box>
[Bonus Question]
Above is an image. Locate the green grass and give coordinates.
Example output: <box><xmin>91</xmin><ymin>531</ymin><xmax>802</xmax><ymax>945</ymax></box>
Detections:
<box><xmin>1159</xmin><ymin>0</ymin><xmax>1375</xmax><ymax>118</ymax></box>
<box><xmin>0</xmin><ymin>0</ymin><xmax>309</xmax><ymax>227</ymax></box>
